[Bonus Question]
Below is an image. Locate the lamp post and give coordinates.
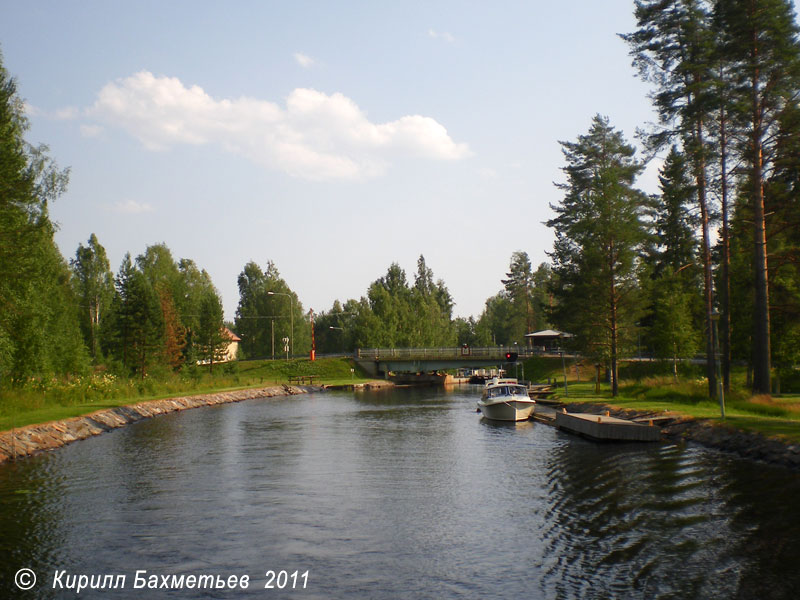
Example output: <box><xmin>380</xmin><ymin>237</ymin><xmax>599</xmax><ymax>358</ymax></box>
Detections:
<box><xmin>559</xmin><ymin>333</ymin><xmax>569</xmax><ymax>397</ymax></box>
<box><xmin>711</xmin><ymin>311</ymin><xmax>725</xmax><ymax>418</ymax></box>
<box><xmin>267</xmin><ymin>291</ymin><xmax>293</xmax><ymax>358</ymax></box>
<box><xmin>330</xmin><ymin>326</ymin><xmax>344</xmax><ymax>355</ymax></box>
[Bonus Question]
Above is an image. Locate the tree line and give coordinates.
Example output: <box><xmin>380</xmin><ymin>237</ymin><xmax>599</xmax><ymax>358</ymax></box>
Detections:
<box><xmin>5</xmin><ymin>0</ymin><xmax>800</xmax><ymax>399</ymax></box>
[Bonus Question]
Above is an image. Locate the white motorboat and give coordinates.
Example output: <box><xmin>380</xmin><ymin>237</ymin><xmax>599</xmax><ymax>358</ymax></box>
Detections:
<box><xmin>477</xmin><ymin>378</ymin><xmax>536</xmax><ymax>421</ymax></box>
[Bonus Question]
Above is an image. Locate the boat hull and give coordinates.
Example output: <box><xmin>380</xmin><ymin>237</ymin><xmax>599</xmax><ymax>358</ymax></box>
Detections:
<box><xmin>477</xmin><ymin>398</ymin><xmax>536</xmax><ymax>422</ymax></box>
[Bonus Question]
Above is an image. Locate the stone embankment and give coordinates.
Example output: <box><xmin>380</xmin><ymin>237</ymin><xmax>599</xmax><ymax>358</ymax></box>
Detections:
<box><xmin>561</xmin><ymin>401</ymin><xmax>800</xmax><ymax>470</ymax></box>
<box><xmin>0</xmin><ymin>385</ymin><xmax>317</xmax><ymax>464</ymax></box>
<box><xmin>324</xmin><ymin>380</ymin><xmax>395</xmax><ymax>391</ymax></box>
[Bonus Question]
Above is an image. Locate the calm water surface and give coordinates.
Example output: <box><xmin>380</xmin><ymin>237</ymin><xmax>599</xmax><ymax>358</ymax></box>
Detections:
<box><xmin>1</xmin><ymin>386</ymin><xmax>800</xmax><ymax>599</ymax></box>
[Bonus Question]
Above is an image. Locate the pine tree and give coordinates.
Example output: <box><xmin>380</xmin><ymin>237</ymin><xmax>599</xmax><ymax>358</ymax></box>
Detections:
<box><xmin>647</xmin><ymin>147</ymin><xmax>702</xmax><ymax>373</ymax></box>
<box><xmin>547</xmin><ymin>115</ymin><xmax>650</xmax><ymax>396</ymax></box>
<box><xmin>501</xmin><ymin>251</ymin><xmax>535</xmax><ymax>340</ymax></box>
<box><xmin>106</xmin><ymin>254</ymin><xmax>163</xmax><ymax>376</ymax></box>
<box><xmin>715</xmin><ymin>0</ymin><xmax>800</xmax><ymax>394</ymax></box>
<box><xmin>623</xmin><ymin>0</ymin><xmax>720</xmax><ymax>398</ymax></box>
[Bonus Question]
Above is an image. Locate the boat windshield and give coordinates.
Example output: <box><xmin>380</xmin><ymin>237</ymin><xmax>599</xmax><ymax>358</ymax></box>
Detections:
<box><xmin>488</xmin><ymin>385</ymin><xmax>528</xmax><ymax>397</ymax></box>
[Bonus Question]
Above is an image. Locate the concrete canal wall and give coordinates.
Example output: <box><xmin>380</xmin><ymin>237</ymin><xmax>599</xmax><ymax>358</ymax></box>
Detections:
<box><xmin>0</xmin><ymin>385</ymin><xmax>318</xmax><ymax>465</ymax></box>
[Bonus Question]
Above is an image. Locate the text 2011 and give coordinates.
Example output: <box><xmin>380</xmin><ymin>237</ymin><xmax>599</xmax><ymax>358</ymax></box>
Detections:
<box><xmin>265</xmin><ymin>570</ymin><xmax>309</xmax><ymax>590</ymax></box>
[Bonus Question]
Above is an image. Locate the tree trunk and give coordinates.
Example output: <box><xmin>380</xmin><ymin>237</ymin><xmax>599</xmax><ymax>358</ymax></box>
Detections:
<box><xmin>609</xmin><ymin>244</ymin><xmax>619</xmax><ymax>397</ymax></box>
<box><xmin>719</xmin><ymin>103</ymin><xmax>732</xmax><ymax>393</ymax></box>
<box><xmin>751</xmin><ymin>62</ymin><xmax>772</xmax><ymax>395</ymax></box>
<box><xmin>694</xmin><ymin>122</ymin><xmax>717</xmax><ymax>399</ymax></box>
<box><xmin>673</xmin><ymin>341</ymin><xmax>678</xmax><ymax>383</ymax></box>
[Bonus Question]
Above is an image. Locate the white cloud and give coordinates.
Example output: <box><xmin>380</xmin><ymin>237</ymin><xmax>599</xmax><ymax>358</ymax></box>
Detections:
<box><xmin>428</xmin><ymin>29</ymin><xmax>455</xmax><ymax>43</ymax></box>
<box><xmin>110</xmin><ymin>199</ymin><xmax>154</xmax><ymax>214</ymax></box>
<box><xmin>294</xmin><ymin>52</ymin><xmax>315</xmax><ymax>68</ymax></box>
<box><xmin>87</xmin><ymin>71</ymin><xmax>470</xmax><ymax>180</ymax></box>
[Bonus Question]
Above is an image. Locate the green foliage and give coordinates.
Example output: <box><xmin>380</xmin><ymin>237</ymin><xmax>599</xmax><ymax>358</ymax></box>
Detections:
<box><xmin>0</xmin><ymin>357</ymin><xmax>373</xmax><ymax>431</ymax></box>
<box><xmin>476</xmin><ymin>257</ymin><xmax>553</xmax><ymax>347</ymax></box>
<box><xmin>317</xmin><ymin>257</ymin><xmax>456</xmax><ymax>351</ymax></box>
<box><xmin>103</xmin><ymin>254</ymin><xmax>164</xmax><ymax>377</ymax></box>
<box><xmin>476</xmin><ymin>293</ymin><xmax>514</xmax><ymax>345</ymax></box>
<box><xmin>70</xmin><ymin>233</ymin><xmax>114</xmax><ymax>361</ymax></box>
<box><xmin>196</xmin><ymin>288</ymin><xmax>227</xmax><ymax>372</ymax></box>
<box><xmin>234</xmin><ymin>260</ymin><xmax>306</xmax><ymax>358</ymax></box>
<box><xmin>645</xmin><ymin>148</ymin><xmax>702</xmax><ymax>363</ymax></box>
<box><xmin>716</xmin><ymin>0</ymin><xmax>800</xmax><ymax>393</ymax></box>
<box><xmin>0</xmin><ymin>52</ymin><xmax>88</xmax><ymax>383</ymax></box>
<box><xmin>547</xmin><ymin>115</ymin><xmax>650</xmax><ymax>394</ymax></box>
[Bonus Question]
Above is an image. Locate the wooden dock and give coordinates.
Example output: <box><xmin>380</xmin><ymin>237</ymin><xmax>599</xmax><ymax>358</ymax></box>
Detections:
<box><xmin>532</xmin><ymin>405</ymin><xmax>661</xmax><ymax>442</ymax></box>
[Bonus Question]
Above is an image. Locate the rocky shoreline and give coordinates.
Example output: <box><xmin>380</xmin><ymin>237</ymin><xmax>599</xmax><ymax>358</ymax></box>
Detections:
<box><xmin>561</xmin><ymin>401</ymin><xmax>800</xmax><ymax>471</ymax></box>
<box><xmin>0</xmin><ymin>384</ymin><xmax>317</xmax><ymax>465</ymax></box>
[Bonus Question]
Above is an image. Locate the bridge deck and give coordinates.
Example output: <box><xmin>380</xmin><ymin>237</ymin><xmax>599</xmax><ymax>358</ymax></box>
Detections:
<box><xmin>356</xmin><ymin>347</ymin><xmax>533</xmax><ymax>361</ymax></box>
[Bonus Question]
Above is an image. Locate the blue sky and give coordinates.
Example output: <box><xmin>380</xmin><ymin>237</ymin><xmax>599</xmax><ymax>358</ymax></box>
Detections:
<box><xmin>2</xmin><ymin>1</ymin><xmax>665</xmax><ymax>320</ymax></box>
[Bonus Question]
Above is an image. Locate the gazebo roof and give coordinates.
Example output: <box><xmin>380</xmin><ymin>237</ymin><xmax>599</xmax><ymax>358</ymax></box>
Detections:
<box><xmin>524</xmin><ymin>329</ymin><xmax>573</xmax><ymax>339</ymax></box>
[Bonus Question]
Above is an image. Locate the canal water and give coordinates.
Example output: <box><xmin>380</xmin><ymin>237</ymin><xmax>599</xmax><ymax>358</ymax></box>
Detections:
<box><xmin>1</xmin><ymin>386</ymin><xmax>799</xmax><ymax>599</ymax></box>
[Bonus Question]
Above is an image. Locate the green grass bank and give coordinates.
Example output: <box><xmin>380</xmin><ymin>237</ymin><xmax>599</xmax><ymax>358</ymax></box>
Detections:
<box><xmin>522</xmin><ymin>356</ymin><xmax>800</xmax><ymax>443</ymax></box>
<box><xmin>0</xmin><ymin>357</ymin><xmax>372</xmax><ymax>432</ymax></box>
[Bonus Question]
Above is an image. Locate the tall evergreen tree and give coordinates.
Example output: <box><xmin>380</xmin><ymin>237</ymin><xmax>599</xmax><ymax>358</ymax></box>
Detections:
<box><xmin>623</xmin><ymin>0</ymin><xmax>720</xmax><ymax>397</ymax></box>
<box><xmin>501</xmin><ymin>251</ymin><xmax>535</xmax><ymax>340</ymax></box>
<box><xmin>547</xmin><ymin>115</ymin><xmax>649</xmax><ymax>396</ymax></box>
<box><xmin>647</xmin><ymin>147</ymin><xmax>702</xmax><ymax>372</ymax></box>
<box><xmin>105</xmin><ymin>254</ymin><xmax>164</xmax><ymax>376</ymax></box>
<box><xmin>715</xmin><ymin>0</ymin><xmax>800</xmax><ymax>394</ymax></box>
<box><xmin>411</xmin><ymin>256</ymin><xmax>456</xmax><ymax>346</ymax></box>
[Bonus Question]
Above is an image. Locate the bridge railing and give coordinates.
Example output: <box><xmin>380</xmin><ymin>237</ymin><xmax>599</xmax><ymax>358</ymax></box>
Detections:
<box><xmin>355</xmin><ymin>347</ymin><xmax>533</xmax><ymax>361</ymax></box>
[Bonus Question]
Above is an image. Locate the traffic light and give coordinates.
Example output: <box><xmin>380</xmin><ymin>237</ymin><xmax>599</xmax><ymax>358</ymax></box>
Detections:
<box><xmin>505</xmin><ymin>352</ymin><xmax>518</xmax><ymax>362</ymax></box>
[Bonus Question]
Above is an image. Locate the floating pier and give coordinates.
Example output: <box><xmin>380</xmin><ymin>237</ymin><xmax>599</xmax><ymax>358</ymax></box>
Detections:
<box><xmin>554</xmin><ymin>409</ymin><xmax>661</xmax><ymax>442</ymax></box>
<box><xmin>531</xmin><ymin>405</ymin><xmax>661</xmax><ymax>442</ymax></box>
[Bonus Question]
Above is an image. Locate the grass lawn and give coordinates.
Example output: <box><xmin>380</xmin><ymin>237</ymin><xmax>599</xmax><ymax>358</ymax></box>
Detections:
<box><xmin>550</xmin><ymin>379</ymin><xmax>800</xmax><ymax>444</ymax></box>
<box><xmin>0</xmin><ymin>357</ymin><xmax>375</xmax><ymax>432</ymax></box>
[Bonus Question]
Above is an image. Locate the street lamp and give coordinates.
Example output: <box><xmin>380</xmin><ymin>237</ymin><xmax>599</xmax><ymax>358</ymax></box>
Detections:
<box><xmin>711</xmin><ymin>311</ymin><xmax>725</xmax><ymax>418</ymax></box>
<box><xmin>330</xmin><ymin>326</ymin><xmax>344</xmax><ymax>355</ymax></box>
<box><xmin>267</xmin><ymin>291</ymin><xmax>294</xmax><ymax>357</ymax></box>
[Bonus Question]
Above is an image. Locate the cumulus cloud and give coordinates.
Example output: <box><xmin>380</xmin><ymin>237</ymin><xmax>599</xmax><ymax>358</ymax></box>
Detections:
<box><xmin>294</xmin><ymin>52</ymin><xmax>315</xmax><ymax>68</ymax></box>
<box><xmin>87</xmin><ymin>71</ymin><xmax>470</xmax><ymax>180</ymax></box>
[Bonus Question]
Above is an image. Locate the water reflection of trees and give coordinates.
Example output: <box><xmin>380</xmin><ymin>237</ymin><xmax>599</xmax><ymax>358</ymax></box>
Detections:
<box><xmin>540</xmin><ymin>438</ymin><xmax>800</xmax><ymax>599</ymax></box>
<box><xmin>0</xmin><ymin>456</ymin><xmax>67</xmax><ymax>599</ymax></box>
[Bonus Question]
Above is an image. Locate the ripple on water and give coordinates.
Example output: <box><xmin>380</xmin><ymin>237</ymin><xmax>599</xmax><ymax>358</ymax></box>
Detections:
<box><xmin>0</xmin><ymin>389</ymin><xmax>799</xmax><ymax>599</ymax></box>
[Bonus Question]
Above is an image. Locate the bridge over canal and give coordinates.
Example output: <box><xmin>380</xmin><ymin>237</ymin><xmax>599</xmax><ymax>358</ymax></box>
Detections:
<box><xmin>354</xmin><ymin>347</ymin><xmax>532</xmax><ymax>377</ymax></box>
